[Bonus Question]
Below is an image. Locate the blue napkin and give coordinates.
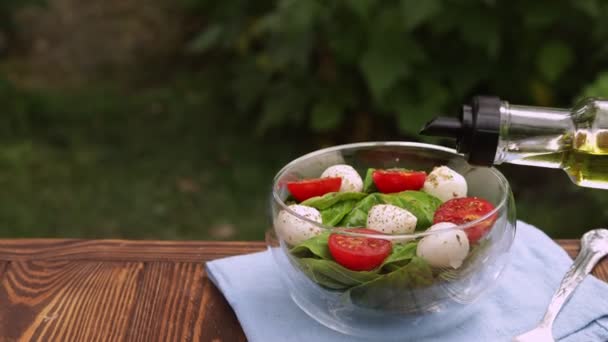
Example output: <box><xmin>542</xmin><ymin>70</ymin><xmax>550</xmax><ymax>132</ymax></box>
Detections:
<box><xmin>206</xmin><ymin>221</ymin><xmax>608</xmax><ymax>342</ymax></box>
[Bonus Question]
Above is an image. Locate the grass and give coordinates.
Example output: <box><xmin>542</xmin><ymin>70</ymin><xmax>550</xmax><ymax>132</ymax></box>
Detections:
<box><xmin>0</xmin><ymin>78</ymin><xmax>606</xmax><ymax>241</ymax></box>
<box><xmin>0</xmin><ymin>82</ymin><xmax>306</xmax><ymax>240</ymax></box>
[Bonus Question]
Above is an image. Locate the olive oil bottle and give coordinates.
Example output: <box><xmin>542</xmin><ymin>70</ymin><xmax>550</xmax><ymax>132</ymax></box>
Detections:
<box><xmin>420</xmin><ymin>96</ymin><xmax>608</xmax><ymax>189</ymax></box>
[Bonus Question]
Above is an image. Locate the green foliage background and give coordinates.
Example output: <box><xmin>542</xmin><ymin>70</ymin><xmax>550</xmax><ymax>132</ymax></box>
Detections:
<box><xmin>186</xmin><ymin>0</ymin><xmax>608</xmax><ymax>136</ymax></box>
<box><xmin>0</xmin><ymin>0</ymin><xmax>606</xmax><ymax>239</ymax></box>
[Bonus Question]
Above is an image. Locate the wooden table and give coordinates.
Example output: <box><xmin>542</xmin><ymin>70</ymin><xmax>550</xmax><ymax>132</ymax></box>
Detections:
<box><xmin>0</xmin><ymin>240</ymin><xmax>606</xmax><ymax>341</ymax></box>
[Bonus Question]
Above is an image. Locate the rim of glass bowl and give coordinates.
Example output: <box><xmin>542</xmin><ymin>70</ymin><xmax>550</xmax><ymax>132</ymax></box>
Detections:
<box><xmin>272</xmin><ymin>141</ymin><xmax>511</xmax><ymax>241</ymax></box>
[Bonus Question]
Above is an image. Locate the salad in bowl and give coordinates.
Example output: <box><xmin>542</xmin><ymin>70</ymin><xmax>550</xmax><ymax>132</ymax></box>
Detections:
<box><xmin>267</xmin><ymin>142</ymin><xmax>515</xmax><ymax>338</ymax></box>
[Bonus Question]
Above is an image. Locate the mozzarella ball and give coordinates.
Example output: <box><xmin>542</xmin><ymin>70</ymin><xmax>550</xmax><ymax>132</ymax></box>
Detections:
<box><xmin>416</xmin><ymin>222</ymin><xmax>470</xmax><ymax>269</ymax></box>
<box><xmin>422</xmin><ymin>166</ymin><xmax>467</xmax><ymax>202</ymax></box>
<box><xmin>321</xmin><ymin>164</ymin><xmax>363</xmax><ymax>192</ymax></box>
<box><xmin>367</xmin><ymin>204</ymin><xmax>417</xmax><ymax>235</ymax></box>
<box><xmin>276</xmin><ymin>205</ymin><xmax>323</xmax><ymax>245</ymax></box>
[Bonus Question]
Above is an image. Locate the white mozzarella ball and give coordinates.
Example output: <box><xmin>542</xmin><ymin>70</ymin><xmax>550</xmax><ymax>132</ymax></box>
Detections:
<box><xmin>321</xmin><ymin>164</ymin><xmax>363</xmax><ymax>192</ymax></box>
<box><xmin>276</xmin><ymin>205</ymin><xmax>323</xmax><ymax>245</ymax></box>
<box><xmin>416</xmin><ymin>222</ymin><xmax>470</xmax><ymax>269</ymax></box>
<box><xmin>366</xmin><ymin>204</ymin><xmax>417</xmax><ymax>235</ymax></box>
<box><xmin>422</xmin><ymin>166</ymin><xmax>467</xmax><ymax>202</ymax></box>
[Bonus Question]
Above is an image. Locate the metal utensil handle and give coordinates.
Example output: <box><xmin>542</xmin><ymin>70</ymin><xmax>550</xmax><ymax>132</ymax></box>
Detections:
<box><xmin>539</xmin><ymin>243</ymin><xmax>608</xmax><ymax>329</ymax></box>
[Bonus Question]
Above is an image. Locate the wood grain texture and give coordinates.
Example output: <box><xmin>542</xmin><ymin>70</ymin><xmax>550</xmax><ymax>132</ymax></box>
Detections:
<box><xmin>124</xmin><ymin>263</ymin><xmax>245</xmax><ymax>342</ymax></box>
<box><xmin>0</xmin><ymin>240</ymin><xmax>266</xmax><ymax>262</ymax></box>
<box><xmin>0</xmin><ymin>239</ymin><xmax>604</xmax><ymax>342</ymax></box>
<box><xmin>0</xmin><ymin>261</ymin><xmax>7</xmax><ymax>283</ymax></box>
<box><xmin>0</xmin><ymin>260</ymin><xmax>143</xmax><ymax>341</ymax></box>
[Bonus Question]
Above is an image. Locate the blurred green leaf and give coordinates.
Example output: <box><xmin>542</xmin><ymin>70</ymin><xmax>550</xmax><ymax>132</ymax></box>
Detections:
<box><xmin>537</xmin><ymin>41</ymin><xmax>574</xmax><ymax>82</ymax></box>
<box><xmin>400</xmin><ymin>0</ymin><xmax>441</xmax><ymax>31</ymax></box>
<box><xmin>230</xmin><ymin>61</ymin><xmax>270</xmax><ymax>113</ymax></box>
<box><xmin>346</xmin><ymin>0</ymin><xmax>376</xmax><ymax>19</ymax></box>
<box><xmin>359</xmin><ymin>25</ymin><xmax>423</xmax><ymax>101</ymax></box>
<box><xmin>360</xmin><ymin>48</ymin><xmax>410</xmax><ymax>102</ymax></box>
<box><xmin>389</xmin><ymin>80</ymin><xmax>448</xmax><ymax>136</ymax></box>
<box><xmin>459</xmin><ymin>12</ymin><xmax>500</xmax><ymax>57</ymax></box>
<box><xmin>522</xmin><ymin>2</ymin><xmax>563</xmax><ymax>29</ymax></box>
<box><xmin>580</xmin><ymin>71</ymin><xmax>608</xmax><ymax>98</ymax></box>
<box><xmin>187</xmin><ymin>26</ymin><xmax>224</xmax><ymax>53</ymax></box>
<box><xmin>572</xmin><ymin>0</ymin><xmax>600</xmax><ymax>17</ymax></box>
<box><xmin>256</xmin><ymin>80</ymin><xmax>309</xmax><ymax>135</ymax></box>
<box><xmin>310</xmin><ymin>100</ymin><xmax>343</xmax><ymax>132</ymax></box>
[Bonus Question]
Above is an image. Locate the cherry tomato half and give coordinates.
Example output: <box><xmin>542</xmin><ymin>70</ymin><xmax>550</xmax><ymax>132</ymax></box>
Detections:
<box><xmin>433</xmin><ymin>197</ymin><xmax>497</xmax><ymax>244</ymax></box>
<box><xmin>372</xmin><ymin>169</ymin><xmax>426</xmax><ymax>193</ymax></box>
<box><xmin>287</xmin><ymin>177</ymin><xmax>341</xmax><ymax>202</ymax></box>
<box><xmin>328</xmin><ymin>228</ymin><xmax>392</xmax><ymax>271</ymax></box>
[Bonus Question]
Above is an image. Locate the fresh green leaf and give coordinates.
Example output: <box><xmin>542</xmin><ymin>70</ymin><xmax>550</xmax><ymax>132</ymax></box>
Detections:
<box><xmin>400</xmin><ymin>0</ymin><xmax>441</xmax><ymax>31</ymax></box>
<box><xmin>382</xmin><ymin>191</ymin><xmax>442</xmax><ymax>229</ymax></box>
<box><xmin>320</xmin><ymin>199</ymin><xmax>359</xmax><ymax>226</ymax></box>
<box><xmin>290</xmin><ymin>231</ymin><xmax>332</xmax><ymax>259</ymax></box>
<box><xmin>310</xmin><ymin>100</ymin><xmax>343</xmax><ymax>132</ymax></box>
<box><xmin>301</xmin><ymin>192</ymin><xmax>367</xmax><ymax>209</ymax></box>
<box><xmin>347</xmin><ymin>257</ymin><xmax>434</xmax><ymax>310</ymax></box>
<box><xmin>340</xmin><ymin>193</ymin><xmax>384</xmax><ymax>227</ymax></box>
<box><xmin>301</xmin><ymin>192</ymin><xmax>368</xmax><ymax>227</ymax></box>
<box><xmin>362</xmin><ymin>168</ymin><xmax>377</xmax><ymax>193</ymax></box>
<box><xmin>537</xmin><ymin>41</ymin><xmax>574</xmax><ymax>82</ymax></box>
<box><xmin>380</xmin><ymin>241</ymin><xmax>418</xmax><ymax>271</ymax></box>
<box><xmin>340</xmin><ymin>191</ymin><xmax>442</xmax><ymax>229</ymax></box>
<box><xmin>297</xmin><ymin>258</ymin><xmax>379</xmax><ymax>290</ymax></box>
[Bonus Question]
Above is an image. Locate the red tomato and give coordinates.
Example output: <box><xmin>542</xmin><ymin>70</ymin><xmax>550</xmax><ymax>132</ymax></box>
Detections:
<box><xmin>433</xmin><ymin>197</ymin><xmax>497</xmax><ymax>244</ymax></box>
<box><xmin>287</xmin><ymin>177</ymin><xmax>341</xmax><ymax>202</ymax></box>
<box><xmin>328</xmin><ymin>228</ymin><xmax>392</xmax><ymax>271</ymax></box>
<box><xmin>372</xmin><ymin>169</ymin><xmax>426</xmax><ymax>193</ymax></box>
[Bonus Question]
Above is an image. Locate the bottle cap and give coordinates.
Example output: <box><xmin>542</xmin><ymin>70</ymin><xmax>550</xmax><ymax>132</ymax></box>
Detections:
<box><xmin>420</xmin><ymin>96</ymin><xmax>501</xmax><ymax>166</ymax></box>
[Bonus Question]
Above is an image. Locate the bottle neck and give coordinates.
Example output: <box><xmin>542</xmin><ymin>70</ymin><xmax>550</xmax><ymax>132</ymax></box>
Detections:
<box><xmin>494</xmin><ymin>102</ymin><xmax>574</xmax><ymax>167</ymax></box>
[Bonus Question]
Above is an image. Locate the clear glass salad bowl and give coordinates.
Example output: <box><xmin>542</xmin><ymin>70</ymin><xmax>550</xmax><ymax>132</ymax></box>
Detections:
<box><xmin>266</xmin><ymin>142</ymin><xmax>516</xmax><ymax>339</ymax></box>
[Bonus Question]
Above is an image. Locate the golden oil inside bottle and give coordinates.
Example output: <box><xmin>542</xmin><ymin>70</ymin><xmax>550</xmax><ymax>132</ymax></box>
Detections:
<box><xmin>510</xmin><ymin>129</ymin><xmax>608</xmax><ymax>189</ymax></box>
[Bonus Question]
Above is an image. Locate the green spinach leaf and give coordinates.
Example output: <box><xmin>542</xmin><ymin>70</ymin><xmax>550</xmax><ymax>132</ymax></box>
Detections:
<box><xmin>290</xmin><ymin>231</ymin><xmax>332</xmax><ymax>259</ymax></box>
<box><xmin>347</xmin><ymin>257</ymin><xmax>434</xmax><ymax>310</ymax></box>
<box><xmin>301</xmin><ymin>191</ymin><xmax>367</xmax><ymax>209</ymax></box>
<box><xmin>380</xmin><ymin>191</ymin><xmax>442</xmax><ymax>229</ymax></box>
<box><xmin>320</xmin><ymin>199</ymin><xmax>359</xmax><ymax>226</ymax></box>
<box><xmin>339</xmin><ymin>193</ymin><xmax>384</xmax><ymax>227</ymax></box>
<box><xmin>380</xmin><ymin>241</ymin><xmax>418</xmax><ymax>272</ymax></box>
<box><xmin>340</xmin><ymin>191</ymin><xmax>441</xmax><ymax>229</ymax></box>
<box><xmin>362</xmin><ymin>168</ymin><xmax>377</xmax><ymax>193</ymax></box>
<box><xmin>297</xmin><ymin>258</ymin><xmax>379</xmax><ymax>290</ymax></box>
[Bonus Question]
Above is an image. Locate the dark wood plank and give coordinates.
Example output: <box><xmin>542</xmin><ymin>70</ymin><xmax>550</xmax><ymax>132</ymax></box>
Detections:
<box><xmin>0</xmin><ymin>260</ymin><xmax>143</xmax><ymax>341</ymax></box>
<box><xmin>124</xmin><ymin>262</ymin><xmax>245</xmax><ymax>342</ymax></box>
<box><xmin>0</xmin><ymin>239</ymin><xmax>604</xmax><ymax>342</ymax></box>
<box><xmin>560</xmin><ymin>239</ymin><xmax>608</xmax><ymax>281</ymax></box>
<box><xmin>194</xmin><ymin>273</ymin><xmax>247</xmax><ymax>342</ymax></box>
<box><xmin>0</xmin><ymin>240</ymin><xmax>266</xmax><ymax>262</ymax></box>
<box><xmin>0</xmin><ymin>261</ymin><xmax>7</xmax><ymax>278</ymax></box>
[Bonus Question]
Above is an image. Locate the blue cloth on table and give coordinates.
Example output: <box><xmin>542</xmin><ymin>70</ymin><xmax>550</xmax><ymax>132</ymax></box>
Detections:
<box><xmin>206</xmin><ymin>221</ymin><xmax>608</xmax><ymax>341</ymax></box>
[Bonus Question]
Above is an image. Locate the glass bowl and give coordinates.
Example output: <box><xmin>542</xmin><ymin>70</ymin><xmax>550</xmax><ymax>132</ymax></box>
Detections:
<box><xmin>266</xmin><ymin>142</ymin><xmax>516</xmax><ymax>339</ymax></box>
